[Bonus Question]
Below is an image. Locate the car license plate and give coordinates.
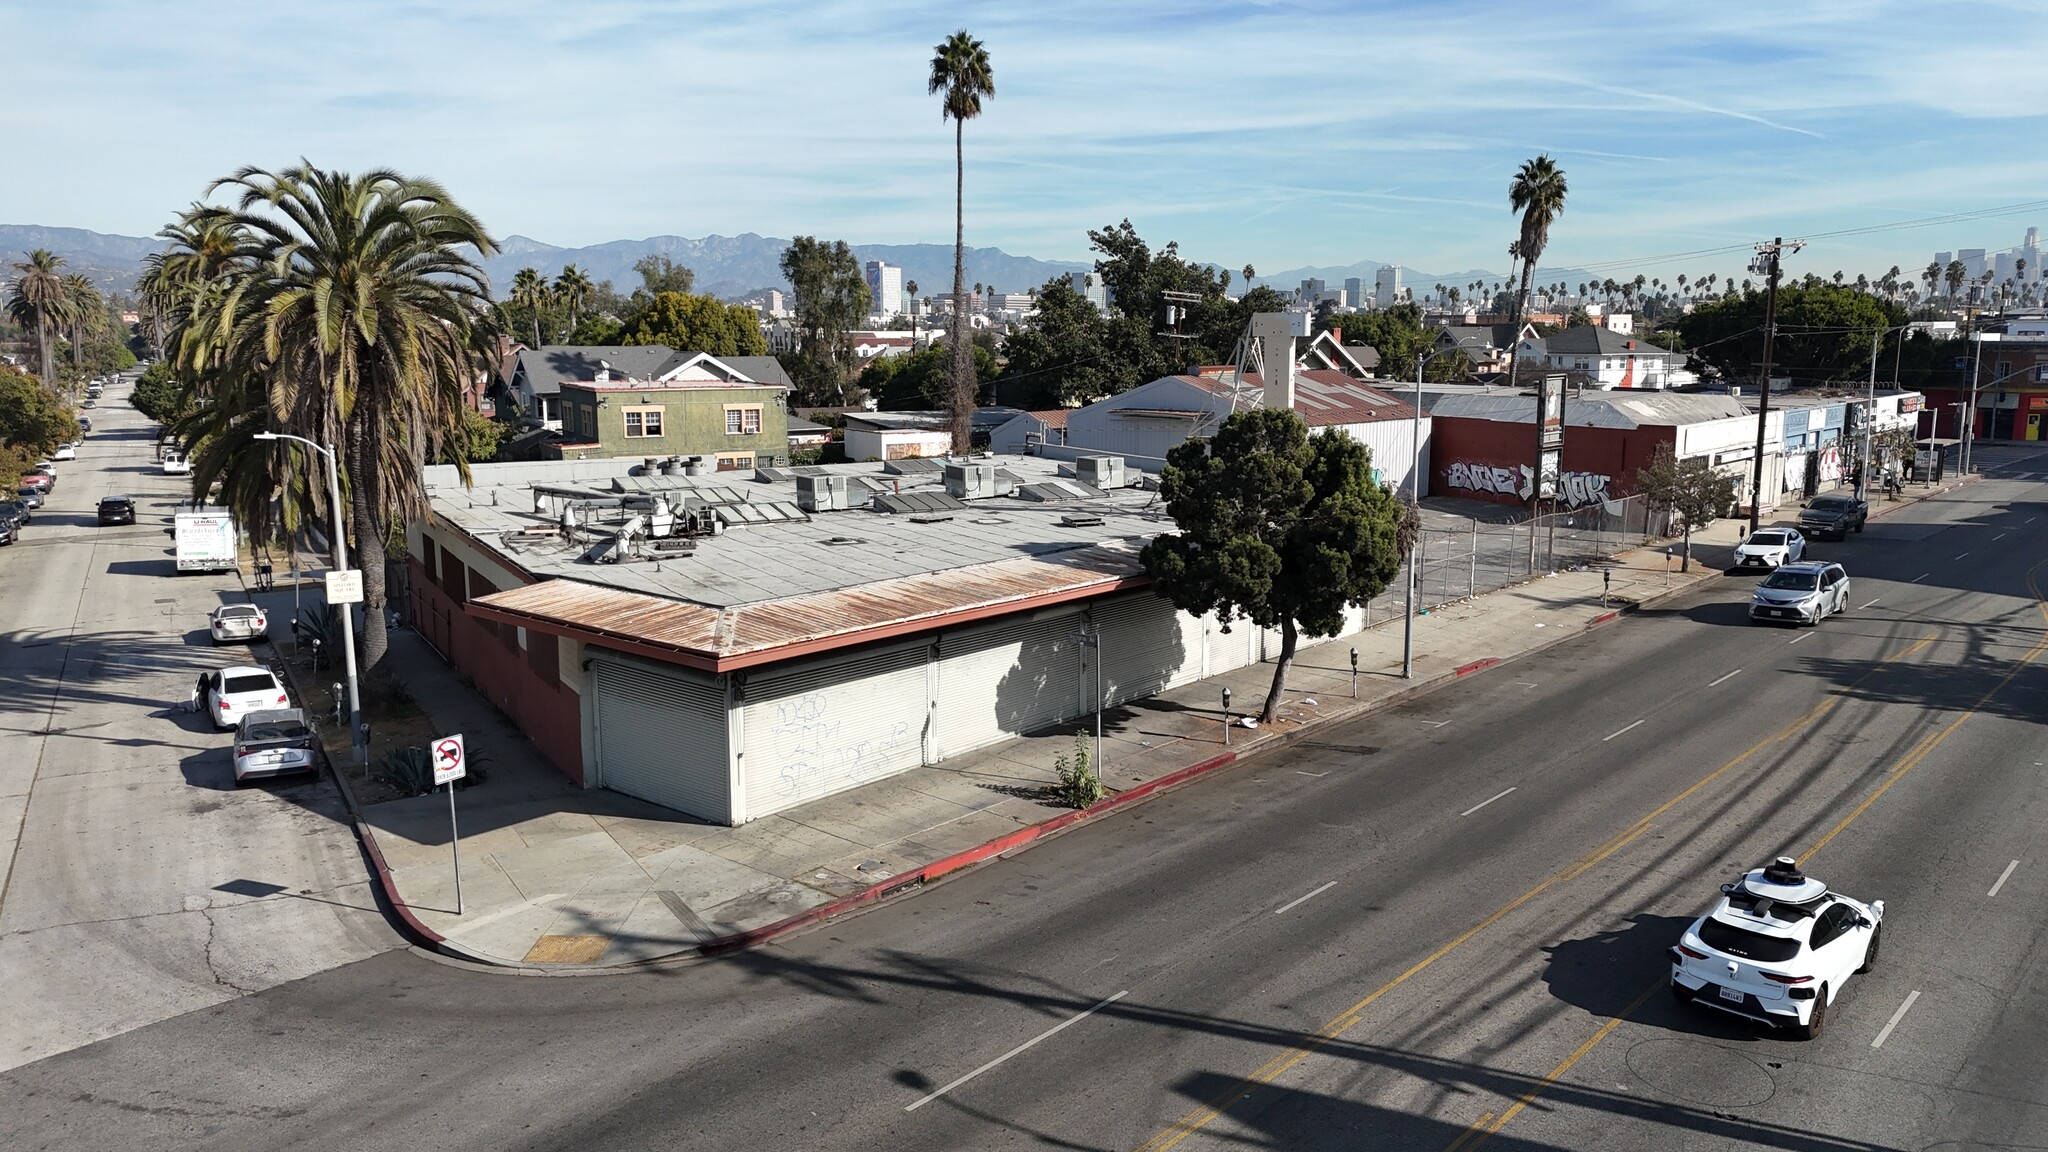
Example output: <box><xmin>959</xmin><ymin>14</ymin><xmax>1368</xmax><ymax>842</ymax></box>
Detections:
<box><xmin>1718</xmin><ymin>985</ymin><xmax>1745</xmax><ymax>1003</ymax></box>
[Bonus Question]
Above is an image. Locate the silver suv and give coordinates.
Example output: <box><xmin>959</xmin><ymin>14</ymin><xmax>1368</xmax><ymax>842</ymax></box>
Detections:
<box><xmin>1750</xmin><ymin>561</ymin><xmax>1850</xmax><ymax>625</ymax></box>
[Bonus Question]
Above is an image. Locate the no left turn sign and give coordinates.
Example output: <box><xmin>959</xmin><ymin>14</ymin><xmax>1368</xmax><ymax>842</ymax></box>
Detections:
<box><xmin>432</xmin><ymin>734</ymin><xmax>466</xmax><ymax>785</ymax></box>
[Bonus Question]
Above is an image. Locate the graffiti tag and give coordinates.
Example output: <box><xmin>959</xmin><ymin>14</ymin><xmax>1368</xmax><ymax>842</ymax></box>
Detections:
<box><xmin>1445</xmin><ymin>460</ymin><xmax>1612</xmax><ymax>508</ymax></box>
<box><xmin>766</xmin><ymin>692</ymin><xmax>912</xmax><ymax>798</ymax></box>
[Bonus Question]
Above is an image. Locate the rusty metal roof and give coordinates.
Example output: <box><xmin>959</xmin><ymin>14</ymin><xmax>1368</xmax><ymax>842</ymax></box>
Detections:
<box><xmin>468</xmin><ymin>541</ymin><xmax>1148</xmax><ymax>670</ymax></box>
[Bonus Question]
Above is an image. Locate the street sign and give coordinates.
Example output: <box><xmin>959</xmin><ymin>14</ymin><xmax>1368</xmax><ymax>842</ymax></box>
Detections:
<box><xmin>325</xmin><ymin>569</ymin><xmax>364</xmax><ymax>605</ymax></box>
<box><xmin>432</xmin><ymin>734</ymin><xmax>467</xmax><ymax>785</ymax></box>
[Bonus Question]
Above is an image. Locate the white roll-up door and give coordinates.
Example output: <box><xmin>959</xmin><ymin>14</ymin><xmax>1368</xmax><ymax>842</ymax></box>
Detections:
<box><xmin>1204</xmin><ymin>614</ymin><xmax>1259</xmax><ymax>676</ymax></box>
<box><xmin>933</xmin><ymin>610</ymin><xmax>1086</xmax><ymax>760</ymax></box>
<box><xmin>1091</xmin><ymin>593</ymin><xmax>1202</xmax><ymax>703</ymax></box>
<box><xmin>741</xmin><ymin>642</ymin><xmax>930</xmax><ymax>820</ymax></box>
<box><xmin>590</xmin><ymin>653</ymin><xmax>732</xmax><ymax>823</ymax></box>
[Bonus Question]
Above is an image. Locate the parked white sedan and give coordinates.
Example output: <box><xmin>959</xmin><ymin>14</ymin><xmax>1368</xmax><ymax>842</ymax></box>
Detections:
<box><xmin>191</xmin><ymin>665</ymin><xmax>291</xmax><ymax>731</ymax></box>
<box><xmin>1732</xmin><ymin>527</ymin><xmax>1806</xmax><ymax>570</ymax></box>
<box><xmin>1670</xmin><ymin>857</ymin><xmax>1883</xmax><ymax>1040</ymax></box>
<box><xmin>52</xmin><ymin>444</ymin><xmax>77</xmax><ymax>461</ymax></box>
<box><xmin>209</xmin><ymin>603</ymin><xmax>269</xmax><ymax>644</ymax></box>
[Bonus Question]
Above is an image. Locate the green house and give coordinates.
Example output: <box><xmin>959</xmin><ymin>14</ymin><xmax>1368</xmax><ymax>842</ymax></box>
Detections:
<box><xmin>551</xmin><ymin>353</ymin><xmax>792</xmax><ymax>470</ymax></box>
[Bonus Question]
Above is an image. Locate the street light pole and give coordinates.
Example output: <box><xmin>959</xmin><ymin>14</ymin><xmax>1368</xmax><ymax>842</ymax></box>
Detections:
<box><xmin>1404</xmin><ymin>347</ymin><xmax>1454</xmax><ymax>680</ymax></box>
<box><xmin>257</xmin><ymin>431</ymin><xmax>365</xmax><ymax>767</ymax></box>
<box><xmin>1965</xmin><ymin>332</ymin><xmax>1997</xmax><ymax>475</ymax></box>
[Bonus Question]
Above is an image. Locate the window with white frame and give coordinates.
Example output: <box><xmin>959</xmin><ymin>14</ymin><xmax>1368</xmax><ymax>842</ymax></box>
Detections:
<box><xmin>623</xmin><ymin>405</ymin><xmax>665</xmax><ymax>438</ymax></box>
<box><xmin>724</xmin><ymin>405</ymin><xmax>763</xmax><ymax>435</ymax></box>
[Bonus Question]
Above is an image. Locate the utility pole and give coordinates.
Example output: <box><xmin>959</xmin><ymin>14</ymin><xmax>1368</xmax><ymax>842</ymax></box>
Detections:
<box><xmin>1747</xmin><ymin>237</ymin><xmax>1803</xmax><ymax>535</ymax></box>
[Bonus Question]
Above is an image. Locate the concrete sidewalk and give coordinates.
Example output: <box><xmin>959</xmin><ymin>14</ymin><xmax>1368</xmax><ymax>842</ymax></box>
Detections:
<box><xmin>348</xmin><ymin>482</ymin><xmax>1967</xmax><ymax>969</ymax></box>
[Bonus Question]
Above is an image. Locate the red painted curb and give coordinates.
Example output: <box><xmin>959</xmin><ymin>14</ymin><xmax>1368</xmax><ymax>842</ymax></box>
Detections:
<box><xmin>696</xmin><ymin>749</ymin><xmax>1241</xmax><ymax>957</ymax></box>
<box><xmin>1587</xmin><ymin>610</ymin><xmax>1619</xmax><ymax>628</ymax></box>
<box><xmin>1453</xmin><ymin>657</ymin><xmax>1500</xmax><ymax>677</ymax></box>
<box><xmin>353</xmin><ymin>812</ymin><xmax>447</xmax><ymax>946</ymax></box>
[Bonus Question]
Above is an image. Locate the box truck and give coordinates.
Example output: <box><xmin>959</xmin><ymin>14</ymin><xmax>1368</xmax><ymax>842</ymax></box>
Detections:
<box><xmin>174</xmin><ymin>509</ymin><xmax>239</xmax><ymax>574</ymax></box>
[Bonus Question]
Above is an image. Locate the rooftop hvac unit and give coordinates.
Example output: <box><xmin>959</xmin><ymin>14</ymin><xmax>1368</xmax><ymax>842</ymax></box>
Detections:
<box><xmin>1074</xmin><ymin>455</ymin><xmax>1127</xmax><ymax>490</ymax></box>
<box><xmin>944</xmin><ymin>461</ymin><xmax>998</xmax><ymax>500</ymax></box>
<box><xmin>796</xmin><ymin>474</ymin><xmax>870</xmax><ymax>512</ymax></box>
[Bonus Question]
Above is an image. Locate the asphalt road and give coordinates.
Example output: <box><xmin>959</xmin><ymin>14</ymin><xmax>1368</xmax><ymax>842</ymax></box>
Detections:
<box><xmin>2</xmin><ymin>471</ymin><xmax>2043</xmax><ymax>1151</ymax></box>
<box><xmin>0</xmin><ymin>376</ymin><xmax>393</xmax><ymax>1073</ymax></box>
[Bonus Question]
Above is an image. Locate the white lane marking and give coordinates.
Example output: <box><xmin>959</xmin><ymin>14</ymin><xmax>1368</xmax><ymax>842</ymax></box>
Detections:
<box><xmin>1602</xmin><ymin>719</ymin><xmax>1646</xmax><ymax>742</ymax></box>
<box><xmin>1273</xmin><ymin>881</ymin><xmax>1338</xmax><ymax>915</ymax></box>
<box><xmin>456</xmin><ymin>892</ymin><xmax>568</xmax><ymax>932</ymax></box>
<box><xmin>1994</xmin><ymin>532</ymin><xmax>2008</xmax><ymax>541</ymax></box>
<box><xmin>1421</xmin><ymin>721</ymin><xmax>1451</xmax><ymax>728</ymax></box>
<box><xmin>904</xmin><ymin>990</ymin><xmax>1129</xmax><ymax>1111</ymax></box>
<box><xmin>1460</xmin><ymin>787</ymin><xmax>1517</xmax><ymax>817</ymax></box>
<box><xmin>1989</xmin><ymin>859</ymin><xmax>2020</xmax><ymax>898</ymax></box>
<box><xmin>1956</xmin><ymin>552</ymin><xmax>1970</xmax><ymax>560</ymax></box>
<box><xmin>1859</xmin><ymin>598</ymin><xmax>1881</xmax><ymax>609</ymax></box>
<box><xmin>1708</xmin><ymin>669</ymin><xmax>1743</xmax><ymax>687</ymax></box>
<box><xmin>2028</xmin><ymin>517</ymin><xmax>2039</xmax><ymax>525</ymax></box>
<box><xmin>1912</xmin><ymin>573</ymin><xmax>1929</xmax><ymax>583</ymax></box>
<box><xmin>1296</xmin><ymin>770</ymin><xmax>1328</xmax><ymax>778</ymax></box>
<box><xmin>1787</xmin><ymin>633</ymin><xmax>1812</xmax><ymax>645</ymax></box>
<box><xmin>1870</xmin><ymin>990</ymin><xmax>1921</xmax><ymax>1049</ymax></box>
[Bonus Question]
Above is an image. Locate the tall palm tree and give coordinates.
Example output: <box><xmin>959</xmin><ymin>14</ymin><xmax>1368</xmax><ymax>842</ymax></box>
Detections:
<box><xmin>905</xmin><ymin>278</ymin><xmax>920</xmax><ymax>344</ymax></box>
<box><xmin>7</xmin><ymin>249</ymin><xmax>68</xmax><ymax>388</ymax></box>
<box><xmin>554</xmin><ymin>264</ymin><xmax>593</xmax><ymax>333</ymax></box>
<box><xmin>1507</xmin><ymin>155</ymin><xmax>1567</xmax><ymax>380</ymax></box>
<box><xmin>203</xmin><ymin>163</ymin><xmax>498</xmax><ymax>670</ymax></box>
<box><xmin>60</xmin><ymin>274</ymin><xmax>103</xmax><ymax>369</ymax></box>
<box><xmin>1945</xmin><ymin>260</ymin><xmax>1966</xmax><ymax>301</ymax></box>
<box><xmin>930</xmin><ymin>28</ymin><xmax>995</xmax><ymax>454</ymax></box>
<box><xmin>510</xmin><ymin>267</ymin><xmax>549</xmax><ymax>347</ymax></box>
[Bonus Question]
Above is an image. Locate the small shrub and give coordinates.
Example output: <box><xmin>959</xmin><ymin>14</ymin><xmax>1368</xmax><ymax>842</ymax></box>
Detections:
<box><xmin>372</xmin><ymin>745</ymin><xmax>436</xmax><ymax>797</ymax></box>
<box><xmin>1051</xmin><ymin>731</ymin><xmax>1105</xmax><ymax>808</ymax></box>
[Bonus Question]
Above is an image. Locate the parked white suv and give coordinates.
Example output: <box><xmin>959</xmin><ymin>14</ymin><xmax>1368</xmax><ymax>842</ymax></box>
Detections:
<box><xmin>190</xmin><ymin>665</ymin><xmax>291</xmax><ymax>731</ymax></box>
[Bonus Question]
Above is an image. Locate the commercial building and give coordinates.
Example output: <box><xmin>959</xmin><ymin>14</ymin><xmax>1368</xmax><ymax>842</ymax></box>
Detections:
<box><xmin>407</xmin><ymin>452</ymin><xmax>1386</xmax><ymax>825</ymax></box>
<box><xmin>1375</xmin><ymin>265</ymin><xmax>1403</xmax><ymax>308</ymax></box>
<box><xmin>864</xmin><ymin>261</ymin><xmax>903</xmax><ymax>320</ymax></box>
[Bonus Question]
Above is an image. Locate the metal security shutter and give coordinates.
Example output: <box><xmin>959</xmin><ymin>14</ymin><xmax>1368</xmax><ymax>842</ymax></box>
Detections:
<box><xmin>1092</xmin><ymin>594</ymin><xmax>1201</xmax><ymax>703</ymax></box>
<box><xmin>742</xmin><ymin>643</ymin><xmax>930</xmax><ymax>820</ymax></box>
<box><xmin>1204</xmin><ymin>614</ymin><xmax>1259</xmax><ymax>676</ymax></box>
<box><xmin>590</xmin><ymin>654</ymin><xmax>731</xmax><ymax>823</ymax></box>
<box><xmin>934</xmin><ymin>610</ymin><xmax>1085</xmax><ymax>759</ymax></box>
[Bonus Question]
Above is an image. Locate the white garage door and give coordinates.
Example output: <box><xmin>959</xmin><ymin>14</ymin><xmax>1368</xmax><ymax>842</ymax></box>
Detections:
<box><xmin>1092</xmin><ymin>594</ymin><xmax>1202</xmax><ymax>702</ymax></box>
<box><xmin>590</xmin><ymin>653</ymin><xmax>731</xmax><ymax>823</ymax></box>
<box><xmin>741</xmin><ymin>642</ymin><xmax>930</xmax><ymax>820</ymax></box>
<box><xmin>1204</xmin><ymin>613</ymin><xmax>1260</xmax><ymax>676</ymax></box>
<box><xmin>933</xmin><ymin>610</ymin><xmax>1086</xmax><ymax>760</ymax></box>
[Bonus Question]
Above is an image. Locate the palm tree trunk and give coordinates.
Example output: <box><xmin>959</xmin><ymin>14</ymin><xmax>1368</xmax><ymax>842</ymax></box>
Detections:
<box><xmin>1259</xmin><ymin>617</ymin><xmax>1298</xmax><ymax>724</ymax></box>
<box><xmin>37</xmin><ymin>316</ymin><xmax>55</xmax><ymax>389</ymax></box>
<box><xmin>950</xmin><ymin>116</ymin><xmax>970</xmax><ymax>455</ymax></box>
<box><xmin>346</xmin><ymin>415</ymin><xmax>391</xmax><ymax>670</ymax></box>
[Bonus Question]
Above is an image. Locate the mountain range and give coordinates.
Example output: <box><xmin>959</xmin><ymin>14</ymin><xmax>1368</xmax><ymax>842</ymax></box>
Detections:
<box><xmin>0</xmin><ymin>223</ymin><xmax>1591</xmax><ymax>303</ymax></box>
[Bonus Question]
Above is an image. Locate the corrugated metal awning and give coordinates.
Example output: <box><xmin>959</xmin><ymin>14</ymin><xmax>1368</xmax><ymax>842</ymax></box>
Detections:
<box><xmin>466</xmin><ymin>542</ymin><xmax>1150</xmax><ymax>671</ymax></box>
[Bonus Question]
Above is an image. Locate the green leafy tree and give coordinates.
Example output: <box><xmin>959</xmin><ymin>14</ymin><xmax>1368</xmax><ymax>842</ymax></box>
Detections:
<box><xmin>930</xmin><ymin>28</ymin><xmax>995</xmax><ymax>453</ymax></box>
<box><xmin>433</xmin><ymin>407</ymin><xmax>505</xmax><ymax>464</ymax></box>
<box><xmin>1634</xmin><ymin>444</ymin><xmax>1737</xmax><ymax>571</ymax></box>
<box><xmin>7</xmin><ymin>249</ymin><xmax>67</xmax><ymax>388</ymax></box>
<box><xmin>857</xmin><ymin>341</ymin><xmax>998</xmax><ymax>410</ymax></box>
<box><xmin>131</xmin><ymin>361</ymin><xmax>194</xmax><ymax>423</ymax></box>
<box><xmin>0</xmin><ymin>362</ymin><xmax>75</xmax><ymax>455</ymax></box>
<box><xmin>633</xmin><ymin>254</ymin><xmax>695</xmax><ymax>296</ymax></box>
<box><xmin>1142</xmin><ymin>408</ymin><xmax>1406</xmax><ymax>723</ymax></box>
<box><xmin>618</xmin><ymin>291</ymin><xmax>767</xmax><ymax>356</ymax></box>
<box><xmin>1677</xmin><ymin>282</ymin><xmax>1901</xmax><ymax>387</ymax></box>
<box><xmin>779</xmin><ymin>236</ymin><xmax>871</xmax><ymax>405</ymax></box>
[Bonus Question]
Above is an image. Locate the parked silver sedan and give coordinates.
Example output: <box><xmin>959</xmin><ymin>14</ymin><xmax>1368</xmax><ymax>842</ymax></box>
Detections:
<box><xmin>232</xmin><ymin>709</ymin><xmax>319</xmax><ymax>784</ymax></box>
<box><xmin>208</xmin><ymin>603</ymin><xmax>269</xmax><ymax>645</ymax></box>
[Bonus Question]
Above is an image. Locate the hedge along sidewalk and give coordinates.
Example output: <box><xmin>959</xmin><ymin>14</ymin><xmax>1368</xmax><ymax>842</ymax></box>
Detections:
<box><xmin>334</xmin><ymin>481</ymin><xmax>1976</xmax><ymax>971</ymax></box>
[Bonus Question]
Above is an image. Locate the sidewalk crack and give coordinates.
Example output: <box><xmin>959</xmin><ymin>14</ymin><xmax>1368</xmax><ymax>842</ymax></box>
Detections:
<box><xmin>198</xmin><ymin>907</ymin><xmax>258</xmax><ymax>995</ymax></box>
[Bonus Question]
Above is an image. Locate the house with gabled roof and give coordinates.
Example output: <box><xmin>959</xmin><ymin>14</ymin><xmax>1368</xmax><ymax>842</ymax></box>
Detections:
<box><xmin>1538</xmin><ymin>326</ymin><xmax>1679</xmax><ymax>390</ymax></box>
<box><xmin>548</xmin><ymin>351</ymin><xmax>794</xmax><ymax>470</ymax></box>
<box><xmin>498</xmin><ymin>344</ymin><xmax>794</xmax><ymax>431</ymax></box>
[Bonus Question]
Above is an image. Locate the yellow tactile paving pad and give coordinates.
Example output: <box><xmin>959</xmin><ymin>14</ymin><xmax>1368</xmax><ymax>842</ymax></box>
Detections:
<box><xmin>522</xmin><ymin>934</ymin><xmax>609</xmax><ymax>964</ymax></box>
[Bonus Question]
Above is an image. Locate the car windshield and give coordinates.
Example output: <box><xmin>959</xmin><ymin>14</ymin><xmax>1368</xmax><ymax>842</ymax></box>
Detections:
<box><xmin>100</xmin><ymin>499</ymin><xmax>130</xmax><ymax>508</ymax></box>
<box><xmin>1760</xmin><ymin>570</ymin><xmax>1820</xmax><ymax>591</ymax></box>
<box><xmin>240</xmin><ymin>718</ymin><xmax>309</xmax><ymax>745</ymax></box>
<box><xmin>223</xmin><ymin>673</ymin><xmax>278</xmax><ymax>694</ymax></box>
<box><xmin>1811</xmin><ymin>497</ymin><xmax>1852</xmax><ymax>511</ymax></box>
<box><xmin>217</xmin><ymin>605</ymin><xmax>260</xmax><ymax>619</ymax></box>
<box><xmin>1698</xmin><ymin>918</ymin><xmax>1802</xmax><ymax>962</ymax></box>
<box><xmin>1748</xmin><ymin>531</ymin><xmax>1788</xmax><ymax>546</ymax></box>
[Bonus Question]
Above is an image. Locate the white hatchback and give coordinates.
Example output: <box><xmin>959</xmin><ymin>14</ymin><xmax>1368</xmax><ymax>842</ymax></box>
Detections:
<box><xmin>1670</xmin><ymin>858</ymin><xmax>1883</xmax><ymax>1039</ymax></box>
<box><xmin>1732</xmin><ymin>527</ymin><xmax>1805</xmax><ymax>569</ymax></box>
<box><xmin>191</xmin><ymin>665</ymin><xmax>291</xmax><ymax>731</ymax></box>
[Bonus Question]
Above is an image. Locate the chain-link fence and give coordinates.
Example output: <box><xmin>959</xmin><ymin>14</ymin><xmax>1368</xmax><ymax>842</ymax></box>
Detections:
<box><xmin>1356</xmin><ymin>494</ymin><xmax>1661</xmax><ymax>627</ymax></box>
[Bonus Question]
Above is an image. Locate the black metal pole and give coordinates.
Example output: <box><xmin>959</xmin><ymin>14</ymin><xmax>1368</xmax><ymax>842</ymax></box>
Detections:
<box><xmin>1748</xmin><ymin>239</ymin><xmax>1787</xmax><ymax>535</ymax></box>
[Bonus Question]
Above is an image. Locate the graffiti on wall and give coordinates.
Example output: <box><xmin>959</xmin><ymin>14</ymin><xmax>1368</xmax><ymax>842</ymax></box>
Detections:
<box><xmin>766</xmin><ymin>691</ymin><xmax>913</xmax><ymax>799</ymax></box>
<box><xmin>1445</xmin><ymin>460</ymin><xmax>1613</xmax><ymax>508</ymax></box>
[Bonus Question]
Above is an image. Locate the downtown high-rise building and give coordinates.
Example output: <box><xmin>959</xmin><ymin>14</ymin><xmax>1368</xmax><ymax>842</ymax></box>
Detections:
<box><xmin>864</xmin><ymin>260</ymin><xmax>903</xmax><ymax>319</ymax></box>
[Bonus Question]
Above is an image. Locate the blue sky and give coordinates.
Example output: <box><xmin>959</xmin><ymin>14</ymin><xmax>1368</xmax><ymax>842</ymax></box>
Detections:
<box><xmin>9</xmin><ymin>0</ymin><xmax>2048</xmax><ymax>283</ymax></box>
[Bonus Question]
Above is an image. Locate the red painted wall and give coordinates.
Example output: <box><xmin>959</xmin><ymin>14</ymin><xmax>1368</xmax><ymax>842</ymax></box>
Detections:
<box><xmin>1431</xmin><ymin>415</ymin><xmax>1675</xmax><ymax>507</ymax></box>
<box><xmin>410</xmin><ymin>556</ymin><xmax>587</xmax><ymax>786</ymax></box>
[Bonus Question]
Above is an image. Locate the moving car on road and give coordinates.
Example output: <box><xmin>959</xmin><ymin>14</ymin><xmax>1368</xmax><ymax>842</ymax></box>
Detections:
<box><xmin>208</xmin><ymin>603</ymin><xmax>268</xmax><ymax>644</ymax></box>
<box><xmin>1798</xmin><ymin>493</ymin><xmax>1867</xmax><ymax>539</ymax></box>
<box><xmin>97</xmin><ymin>496</ymin><xmax>136</xmax><ymax>526</ymax></box>
<box><xmin>1671</xmin><ymin>857</ymin><xmax>1883</xmax><ymax>1039</ymax></box>
<box><xmin>231</xmin><ymin>709</ymin><xmax>319</xmax><ymax>785</ymax></box>
<box><xmin>163</xmin><ymin>452</ymin><xmax>192</xmax><ymax>476</ymax></box>
<box><xmin>191</xmin><ymin>665</ymin><xmax>291</xmax><ymax>731</ymax></box>
<box><xmin>1750</xmin><ymin>561</ymin><xmax>1850</xmax><ymax>625</ymax></box>
<box><xmin>1732</xmin><ymin>527</ymin><xmax>1807</xmax><ymax>570</ymax></box>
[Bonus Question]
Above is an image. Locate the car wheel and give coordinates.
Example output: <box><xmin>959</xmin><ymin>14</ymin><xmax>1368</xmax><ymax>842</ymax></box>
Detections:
<box><xmin>1857</xmin><ymin>924</ymin><xmax>1881</xmax><ymax>973</ymax></box>
<box><xmin>1854</xmin><ymin>520</ymin><xmax>1865</xmax><ymax>533</ymax></box>
<box><xmin>1796</xmin><ymin>985</ymin><xmax>1829</xmax><ymax>1041</ymax></box>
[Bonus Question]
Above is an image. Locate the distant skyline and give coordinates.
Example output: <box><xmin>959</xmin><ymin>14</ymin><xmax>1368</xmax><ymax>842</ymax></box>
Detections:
<box><xmin>8</xmin><ymin>1</ymin><xmax>2048</xmax><ymax>287</ymax></box>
